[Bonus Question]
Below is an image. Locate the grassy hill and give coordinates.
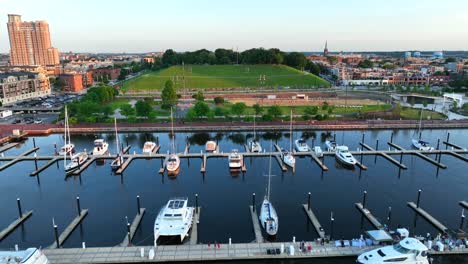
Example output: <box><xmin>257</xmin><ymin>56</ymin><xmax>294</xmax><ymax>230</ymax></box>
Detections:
<box><xmin>122</xmin><ymin>64</ymin><xmax>330</xmax><ymax>91</ymax></box>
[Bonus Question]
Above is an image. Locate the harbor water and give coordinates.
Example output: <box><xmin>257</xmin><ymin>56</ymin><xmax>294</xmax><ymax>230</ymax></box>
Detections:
<box><xmin>0</xmin><ymin>128</ymin><xmax>466</xmax><ymax>263</ymax></box>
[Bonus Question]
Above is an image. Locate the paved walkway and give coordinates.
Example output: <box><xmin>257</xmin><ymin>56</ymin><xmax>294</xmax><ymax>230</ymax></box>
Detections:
<box><xmin>43</xmin><ymin>242</ymin><xmax>379</xmax><ymax>263</ymax></box>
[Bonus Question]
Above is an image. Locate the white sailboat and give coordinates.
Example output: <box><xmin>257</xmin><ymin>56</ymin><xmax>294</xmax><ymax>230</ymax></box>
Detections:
<box><xmin>248</xmin><ymin>115</ymin><xmax>262</xmax><ymax>152</ymax></box>
<box><xmin>259</xmin><ymin>143</ymin><xmax>279</xmax><ymax>236</ymax></box>
<box><xmin>111</xmin><ymin>117</ymin><xmax>124</xmax><ymax>171</ymax></box>
<box><xmin>65</xmin><ymin>151</ymin><xmax>88</xmax><ymax>173</ymax></box>
<box><xmin>166</xmin><ymin>108</ymin><xmax>180</xmax><ymax>175</ymax></box>
<box><xmin>58</xmin><ymin>106</ymin><xmax>75</xmax><ymax>156</ymax></box>
<box><xmin>283</xmin><ymin>110</ymin><xmax>295</xmax><ymax>168</ymax></box>
<box><xmin>154</xmin><ymin>198</ymin><xmax>194</xmax><ymax>245</ymax></box>
<box><xmin>357</xmin><ymin>237</ymin><xmax>429</xmax><ymax>264</ymax></box>
<box><xmin>411</xmin><ymin>109</ymin><xmax>434</xmax><ymax>151</ymax></box>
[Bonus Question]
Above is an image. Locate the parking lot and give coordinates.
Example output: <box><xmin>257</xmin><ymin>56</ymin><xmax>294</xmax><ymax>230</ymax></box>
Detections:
<box><xmin>0</xmin><ymin>112</ymin><xmax>59</xmax><ymax>124</ymax></box>
<box><xmin>2</xmin><ymin>93</ymin><xmax>82</xmax><ymax>110</ymax></box>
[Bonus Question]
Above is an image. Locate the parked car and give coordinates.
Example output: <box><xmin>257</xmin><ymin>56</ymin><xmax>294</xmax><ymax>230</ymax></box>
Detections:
<box><xmin>34</xmin><ymin>119</ymin><xmax>43</xmax><ymax>124</ymax></box>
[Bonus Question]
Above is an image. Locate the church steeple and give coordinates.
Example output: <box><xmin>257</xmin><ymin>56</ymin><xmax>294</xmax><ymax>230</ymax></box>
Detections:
<box><xmin>324</xmin><ymin>41</ymin><xmax>329</xmax><ymax>56</ymax></box>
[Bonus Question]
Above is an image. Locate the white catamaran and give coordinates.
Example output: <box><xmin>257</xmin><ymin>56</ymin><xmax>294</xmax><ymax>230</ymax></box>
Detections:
<box><xmin>154</xmin><ymin>198</ymin><xmax>194</xmax><ymax>245</ymax></box>
<box><xmin>111</xmin><ymin>117</ymin><xmax>124</xmax><ymax>171</ymax></box>
<box><xmin>282</xmin><ymin>110</ymin><xmax>295</xmax><ymax>168</ymax></box>
<box><xmin>58</xmin><ymin>106</ymin><xmax>75</xmax><ymax>156</ymax></box>
<box><xmin>248</xmin><ymin>115</ymin><xmax>262</xmax><ymax>152</ymax></box>
<box><xmin>411</xmin><ymin>109</ymin><xmax>434</xmax><ymax>151</ymax></box>
<box><xmin>259</xmin><ymin>143</ymin><xmax>279</xmax><ymax>236</ymax></box>
<box><xmin>166</xmin><ymin>108</ymin><xmax>180</xmax><ymax>175</ymax></box>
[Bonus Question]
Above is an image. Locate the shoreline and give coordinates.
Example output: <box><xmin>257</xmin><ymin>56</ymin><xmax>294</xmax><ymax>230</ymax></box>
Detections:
<box><xmin>1</xmin><ymin>120</ymin><xmax>468</xmax><ymax>137</ymax></box>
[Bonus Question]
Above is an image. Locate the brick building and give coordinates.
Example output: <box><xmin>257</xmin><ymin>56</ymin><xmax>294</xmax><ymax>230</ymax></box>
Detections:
<box><xmin>91</xmin><ymin>67</ymin><xmax>121</xmax><ymax>81</ymax></box>
<box><xmin>0</xmin><ymin>72</ymin><xmax>50</xmax><ymax>105</ymax></box>
<box><xmin>60</xmin><ymin>73</ymin><xmax>83</xmax><ymax>92</ymax></box>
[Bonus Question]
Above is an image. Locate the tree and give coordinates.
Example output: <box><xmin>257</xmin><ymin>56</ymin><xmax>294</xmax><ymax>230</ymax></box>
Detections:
<box><xmin>358</xmin><ymin>59</ymin><xmax>373</xmax><ymax>68</ymax></box>
<box><xmin>161</xmin><ymin>80</ymin><xmax>177</xmax><ymax>109</ymax></box>
<box><xmin>190</xmin><ymin>101</ymin><xmax>210</xmax><ymax>119</ymax></box>
<box><xmin>214</xmin><ymin>96</ymin><xmax>224</xmax><ymax>105</ymax></box>
<box><xmin>253</xmin><ymin>103</ymin><xmax>263</xmax><ymax>115</ymax></box>
<box><xmin>304</xmin><ymin>106</ymin><xmax>318</xmax><ymax>116</ymax></box>
<box><xmin>135</xmin><ymin>100</ymin><xmax>152</xmax><ymax>117</ymax></box>
<box><xmin>284</xmin><ymin>52</ymin><xmax>307</xmax><ymax>69</ymax></box>
<box><xmin>213</xmin><ymin>107</ymin><xmax>226</xmax><ymax>117</ymax></box>
<box><xmin>392</xmin><ymin>103</ymin><xmax>402</xmax><ymax>118</ymax></box>
<box><xmin>267</xmin><ymin>105</ymin><xmax>282</xmax><ymax>120</ymax></box>
<box><xmin>192</xmin><ymin>91</ymin><xmax>205</xmax><ymax>101</ymax></box>
<box><xmin>102</xmin><ymin>105</ymin><xmax>113</xmax><ymax>118</ymax></box>
<box><xmin>120</xmin><ymin>103</ymin><xmax>135</xmax><ymax>117</ymax></box>
<box><xmin>231</xmin><ymin>102</ymin><xmax>247</xmax><ymax>117</ymax></box>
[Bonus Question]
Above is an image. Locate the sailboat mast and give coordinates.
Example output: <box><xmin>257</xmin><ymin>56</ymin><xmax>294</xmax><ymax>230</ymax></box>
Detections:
<box><xmin>66</xmin><ymin>107</ymin><xmax>71</xmax><ymax>145</ymax></box>
<box><xmin>289</xmin><ymin>110</ymin><xmax>293</xmax><ymax>152</ymax></box>
<box><xmin>267</xmin><ymin>141</ymin><xmax>272</xmax><ymax>200</ymax></box>
<box><xmin>253</xmin><ymin>115</ymin><xmax>256</xmax><ymax>140</ymax></box>
<box><xmin>418</xmin><ymin>108</ymin><xmax>423</xmax><ymax>139</ymax></box>
<box><xmin>63</xmin><ymin>106</ymin><xmax>68</xmax><ymax>167</ymax></box>
<box><xmin>114</xmin><ymin>117</ymin><xmax>119</xmax><ymax>153</ymax></box>
<box><xmin>171</xmin><ymin>108</ymin><xmax>175</xmax><ymax>153</ymax></box>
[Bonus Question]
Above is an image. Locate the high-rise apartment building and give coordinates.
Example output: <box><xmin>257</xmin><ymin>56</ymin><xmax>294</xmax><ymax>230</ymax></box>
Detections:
<box><xmin>7</xmin><ymin>14</ymin><xmax>59</xmax><ymax>66</ymax></box>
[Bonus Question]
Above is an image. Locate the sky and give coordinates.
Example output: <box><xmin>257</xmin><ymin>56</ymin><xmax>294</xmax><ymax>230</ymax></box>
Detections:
<box><xmin>1</xmin><ymin>0</ymin><xmax>468</xmax><ymax>53</ymax></box>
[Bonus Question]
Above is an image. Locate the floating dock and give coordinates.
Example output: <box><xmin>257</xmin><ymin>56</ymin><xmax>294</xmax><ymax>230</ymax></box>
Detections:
<box><xmin>0</xmin><ymin>142</ymin><xmax>19</xmax><ymax>153</ymax></box>
<box><xmin>0</xmin><ymin>147</ymin><xmax>39</xmax><ymax>171</ymax></box>
<box><xmin>407</xmin><ymin>202</ymin><xmax>449</xmax><ymax>233</ymax></box>
<box><xmin>359</xmin><ymin>142</ymin><xmax>407</xmax><ymax>169</ymax></box>
<box><xmin>71</xmin><ymin>157</ymin><xmax>97</xmax><ymax>176</ymax></box>
<box><xmin>49</xmin><ymin>209</ymin><xmax>88</xmax><ymax>249</ymax></box>
<box><xmin>443</xmin><ymin>141</ymin><xmax>464</xmax><ymax>150</ymax></box>
<box><xmin>115</xmin><ymin>157</ymin><xmax>134</xmax><ymax>174</ymax></box>
<box><xmin>30</xmin><ymin>156</ymin><xmax>61</xmax><ymax>176</ymax></box>
<box><xmin>0</xmin><ymin>210</ymin><xmax>33</xmax><ymax>241</ymax></box>
<box><xmin>249</xmin><ymin>206</ymin><xmax>263</xmax><ymax>243</ymax></box>
<box><xmin>355</xmin><ymin>203</ymin><xmax>384</xmax><ymax>230</ymax></box>
<box><xmin>120</xmin><ymin>208</ymin><xmax>146</xmax><ymax>246</ymax></box>
<box><xmin>308</xmin><ymin>153</ymin><xmax>328</xmax><ymax>171</ymax></box>
<box><xmin>189</xmin><ymin>208</ymin><xmax>201</xmax><ymax>245</ymax></box>
<box><xmin>459</xmin><ymin>201</ymin><xmax>468</xmax><ymax>210</ymax></box>
<box><xmin>302</xmin><ymin>204</ymin><xmax>326</xmax><ymax>239</ymax></box>
<box><xmin>387</xmin><ymin>142</ymin><xmax>446</xmax><ymax>169</ymax></box>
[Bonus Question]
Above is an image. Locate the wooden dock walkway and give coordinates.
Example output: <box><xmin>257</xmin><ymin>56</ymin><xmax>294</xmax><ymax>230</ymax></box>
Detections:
<box><xmin>459</xmin><ymin>201</ymin><xmax>468</xmax><ymax>210</ymax></box>
<box><xmin>0</xmin><ymin>210</ymin><xmax>33</xmax><ymax>241</ymax></box>
<box><xmin>407</xmin><ymin>202</ymin><xmax>449</xmax><ymax>233</ymax></box>
<box><xmin>184</xmin><ymin>143</ymin><xmax>190</xmax><ymax>155</ymax></box>
<box><xmin>200</xmin><ymin>154</ymin><xmax>207</xmax><ymax>173</ymax></box>
<box><xmin>359</xmin><ymin>142</ymin><xmax>407</xmax><ymax>169</ymax></box>
<box><xmin>49</xmin><ymin>210</ymin><xmax>88</xmax><ymax>249</ymax></box>
<box><xmin>443</xmin><ymin>141</ymin><xmax>465</xmax><ymax>150</ymax></box>
<box><xmin>249</xmin><ymin>206</ymin><xmax>263</xmax><ymax>243</ymax></box>
<box><xmin>115</xmin><ymin>157</ymin><xmax>134</xmax><ymax>174</ymax></box>
<box><xmin>0</xmin><ymin>147</ymin><xmax>39</xmax><ymax>171</ymax></box>
<box><xmin>308</xmin><ymin>153</ymin><xmax>328</xmax><ymax>171</ymax></box>
<box><xmin>387</xmin><ymin>142</ymin><xmax>446</xmax><ymax>169</ymax></box>
<box><xmin>302</xmin><ymin>204</ymin><xmax>326</xmax><ymax>239</ymax></box>
<box><xmin>120</xmin><ymin>208</ymin><xmax>146</xmax><ymax>246</ymax></box>
<box><xmin>355</xmin><ymin>203</ymin><xmax>384</xmax><ymax>230</ymax></box>
<box><xmin>273</xmin><ymin>144</ymin><xmax>288</xmax><ymax>171</ymax></box>
<box><xmin>30</xmin><ymin>156</ymin><xmax>61</xmax><ymax>176</ymax></box>
<box><xmin>0</xmin><ymin>142</ymin><xmax>19</xmax><ymax>153</ymax></box>
<box><xmin>70</xmin><ymin>157</ymin><xmax>97</xmax><ymax>176</ymax></box>
<box><xmin>189</xmin><ymin>208</ymin><xmax>201</xmax><ymax>245</ymax></box>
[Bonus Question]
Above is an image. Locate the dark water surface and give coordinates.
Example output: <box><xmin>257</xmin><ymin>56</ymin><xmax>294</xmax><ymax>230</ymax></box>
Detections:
<box><xmin>0</xmin><ymin>128</ymin><xmax>467</xmax><ymax>263</ymax></box>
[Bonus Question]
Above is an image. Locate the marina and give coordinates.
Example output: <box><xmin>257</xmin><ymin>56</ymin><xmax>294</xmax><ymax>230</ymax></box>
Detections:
<box><xmin>0</xmin><ymin>128</ymin><xmax>466</xmax><ymax>263</ymax></box>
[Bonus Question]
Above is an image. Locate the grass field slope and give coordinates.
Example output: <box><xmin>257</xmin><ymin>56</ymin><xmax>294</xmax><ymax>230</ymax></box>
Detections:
<box><xmin>122</xmin><ymin>64</ymin><xmax>330</xmax><ymax>90</ymax></box>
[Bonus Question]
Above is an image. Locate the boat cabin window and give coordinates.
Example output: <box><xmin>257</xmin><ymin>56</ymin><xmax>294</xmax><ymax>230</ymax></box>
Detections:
<box><xmin>168</xmin><ymin>200</ymin><xmax>184</xmax><ymax>209</ymax></box>
<box><xmin>168</xmin><ymin>158</ymin><xmax>177</xmax><ymax>162</ymax></box>
<box><xmin>377</xmin><ymin>249</ymin><xmax>386</xmax><ymax>257</ymax></box>
<box><xmin>173</xmin><ymin>214</ymin><xmax>182</xmax><ymax>217</ymax></box>
<box><xmin>421</xmin><ymin>250</ymin><xmax>427</xmax><ymax>257</ymax></box>
<box><xmin>384</xmin><ymin>257</ymin><xmax>407</xmax><ymax>262</ymax></box>
<box><xmin>393</xmin><ymin>244</ymin><xmax>410</xmax><ymax>254</ymax></box>
<box><xmin>164</xmin><ymin>214</ymin><xmax>173</xmax><ymax>217</ymax></box>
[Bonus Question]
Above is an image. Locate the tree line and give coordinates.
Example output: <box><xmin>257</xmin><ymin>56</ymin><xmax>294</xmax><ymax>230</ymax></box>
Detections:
<box><xmin>157</xmin><ymin>48</ymin><xmax>321</xmax><ymax>73</ymax></box>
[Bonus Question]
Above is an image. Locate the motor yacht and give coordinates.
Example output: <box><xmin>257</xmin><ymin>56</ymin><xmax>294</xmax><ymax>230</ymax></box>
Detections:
<box><xmin>335</xmin><ymin>145</ymin><xmax>357</xmax><ymax>167</ymax></box>
<box><xmin>92</xmin><ymin>139</ymin><xmax>109</xmax><ymax>155</ymax></box>
<box><xmin>142</xmin><ymin>141</ymin><xmax>157</xmax><ymax>154</ymax></box>
<box><xmin>166</xmin><ymin>154</ymin><xmax>180</xmax><ymax>175</ymax></box>
<box><xmin>325</xmin><ymin>140</ymin><xmax>337</xmax><ymax>151</ymax></box>
<box><xmin>357</xmin><ymin>237</ymin><xmax>429</xmax><ymax>264</ymax></box>
<box><xmin>294</xmin><ymin>138</ymin><xmax>311</xmax><ymax>152</ymax></box>
<box><xmin>0</xmin><ymin>248</ymin><xmax>49</xmax><ymax>264</ymax></box>
<box><xmin>205</xmin><ymin>141</ymin><xmax>217</xmax><ymax>153</ymax></box>
<box><xmin>228</xmin><ymin>149</ymin><xmax>243</xmax><ymax>169</ymax></box>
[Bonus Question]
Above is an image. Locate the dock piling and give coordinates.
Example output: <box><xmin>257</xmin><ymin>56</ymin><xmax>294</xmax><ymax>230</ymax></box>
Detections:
<box><xmin>446</xmin><ymin>133</ymin><xmax>450</xmax><ymax>150</ymax></box>
<box><xmin>436</xmin><ymin>139</ymin><xmax>440</xmax><ymax>150</ymax></box>
<box><xmin>362</xmin><ymin>191</ymin><xmax>367</xmax><ymax>209</ymax></box>
<box><xmin>330</xmin><ymin>212</ymin><xmax>334</xmax><ymax>240</ymax></box>
<box><xmin>17</xmin><ymin>198</ymin><xmax>22</xmax><ymax>218</ymax></box>
<box><xmin>126</xmin><ymin>223</ymin><xmax>131</xmax><ymax>245</ymax></box>
<box><xmin>76</xmin><ymin>197</ymin><xmax>81</xmax><ymax>216</ymax></box>
<box><xmin>460</xmin><ymin>209</ymin><xmax>465</xmax><ymax>230</ymax></box>
<box><xmin>375</xmin><ymin>140</ymin><xmax>379</xmax><ymax>151</ymax></box>
<box><xmin>387</xmin><ymin>206</ymin><xmax>392</xmax><ymax>222</ymax></box>
<box><xmin>195</xmin><ymin>194</ymin><xmax>199</xmax><ymax>214</ymax></box>
<box><xmin>252</xmin><ymin>193</ymin><xmax>256</xmax><ymax>211</ymax></box>
<box><xmin>361</xmin><ymin>133</ymin><xmax>365</xmax><ymax>144</ymax></box>
<box><xmin>137</xmin><ymin>196</ymin><xmax>141</xmax><ymax>215</ymax></box>
<box><xmin>53</xmin><ymin>224</ymin><xmax>59</xmax><ymax>248</ymax></box>
<box><xmin>33</xmin><ymin>138</ymin><xmax>36</xmax><ymax>148</ymax></box>
<box><xmin>307</xmin><ymin>192</ymin><xmax>311</xmax><ymax>210</ymax></box>
<box><xmin>390</xmin><ymin>132</ymin><xmax>393</xmax><ymax>144</ymax></box>
<box><xmin>417</xmin><ymin>189</ymin><xmax>422</xmax><ymax>208</ymax></box>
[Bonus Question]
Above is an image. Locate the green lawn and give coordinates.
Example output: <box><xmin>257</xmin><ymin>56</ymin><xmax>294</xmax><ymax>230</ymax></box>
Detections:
<box><xmin>214</xmin><ymin>102</ymin><xmax>392</xmax><ymax>116</ymax></box>
<box><xmin>122</xmin><ymin>64</ymin><xmax>330</xmax><ymax>90</ymax></box>
<box><xmin>400</xmin><ymin>107</ymin><xmax>446</xmax><ymax>120</ymax></box>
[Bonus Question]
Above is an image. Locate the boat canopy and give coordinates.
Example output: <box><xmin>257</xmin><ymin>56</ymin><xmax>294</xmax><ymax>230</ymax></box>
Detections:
<box><xmin>365</xmin><ymin>230</ymin><xmax>393</xmax><ymax>242</ymax></box>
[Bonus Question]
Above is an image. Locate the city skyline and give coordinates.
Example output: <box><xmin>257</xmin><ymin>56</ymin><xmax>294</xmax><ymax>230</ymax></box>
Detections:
<box><xmin>1</xmin><ymin>0</ymin><xmax>468</xmax><ymax>53</ymax></box>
